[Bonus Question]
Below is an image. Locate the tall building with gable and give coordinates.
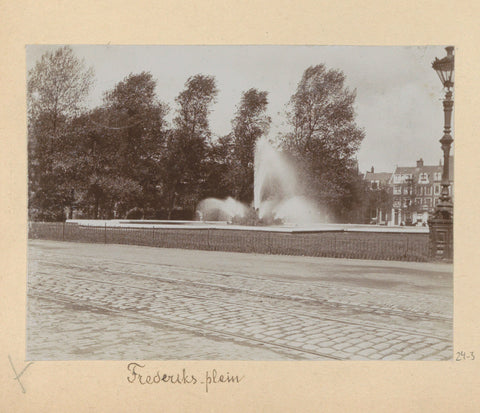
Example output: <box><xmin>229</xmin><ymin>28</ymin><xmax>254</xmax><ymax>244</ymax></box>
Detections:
<box><xmin>390</xmin><ymin>157</ymin><xmax>453</xmax><ymax>226</ymax></box>
<box><xmin>363</xmin><ymin>157</ymin><xmax>454</xmax><ymax>226</ymax></box>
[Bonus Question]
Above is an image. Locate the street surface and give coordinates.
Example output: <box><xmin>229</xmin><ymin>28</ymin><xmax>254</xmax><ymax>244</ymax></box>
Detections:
<box><xmin>27</xmin><ymin>240</ymin><xmax>453</xmax><ymax>360</ymax></box>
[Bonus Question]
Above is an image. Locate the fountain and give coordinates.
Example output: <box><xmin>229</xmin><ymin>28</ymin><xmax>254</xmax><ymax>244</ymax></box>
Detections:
<box><xmin>196</xmin><ymin>197</ymin><xmax>249</xmax><ymax>222</ymax></box>
<box><xmin>63</xmin><ymin>136</ymin><xmax>429</xmax><ymax>263</ymax></box>
<box><xmin>196</xmin><ymin>136</ymin><xmax>324</xmax><ymax>225</ymax></box>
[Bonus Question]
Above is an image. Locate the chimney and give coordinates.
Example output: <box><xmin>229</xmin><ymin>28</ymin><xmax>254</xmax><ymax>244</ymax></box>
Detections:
<box><xmin>416</xmin><ymin>158</ymin><xmax>424</xmax><ymax>168</ymax></box>
<box><xmin>371</xmin><ymin>166</ymin><xmax>374</xmax><ymax>173</ymax></box>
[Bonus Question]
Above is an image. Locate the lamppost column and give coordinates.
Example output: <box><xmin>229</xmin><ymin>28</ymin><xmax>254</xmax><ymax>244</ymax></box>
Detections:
<box><xmin>440</xmin><ymin>90</ymin><xmax>453</xmax><ymax>200</ymax></box>
<box><xmin>429</xmin><ymin>46</ymin><xmax>454</xmax><ymax>260</ymax></box>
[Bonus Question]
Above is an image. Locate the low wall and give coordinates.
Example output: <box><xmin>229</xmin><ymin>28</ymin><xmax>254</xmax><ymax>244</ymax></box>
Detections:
<box><xmin>28</xmin><ymin>222</ymin><xmax>431</xmax><ymax>262</ymax></box>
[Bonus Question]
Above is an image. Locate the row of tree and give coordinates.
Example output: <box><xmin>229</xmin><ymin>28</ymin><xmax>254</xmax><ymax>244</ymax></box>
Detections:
<box><xmin>28</xmin><ymin>46</ymin><xmax>372</xmax><ymax>222</ymax></box>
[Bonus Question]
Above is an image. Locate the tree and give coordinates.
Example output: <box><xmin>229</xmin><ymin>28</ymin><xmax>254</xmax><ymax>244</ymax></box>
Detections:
<box><xmin>280</xmin><ymin>65</ymin><xmax>365</xmax><ymax>220</ymax></box>
<box><xmin>225</xmin><ymin>88</ymin><xmax>271</xmax><ymax>203</ymax></box>
<box><xmin>62</xmin><ymin>108</ymin><xmax>143</xmax><ymax>219</ymax></box>
<box><xmin>28</xmin><ymin>46</ymin><xmax>94</xmax><ymax>133</ymax></box>
<box><xmin>202</xmin><ymin>134</ymin><xmax>235</xmax><ymax>200</ymax></box>
<box><xmin>101</xmin><ymin>72</ymin><xmax>169</xmax><ymax>217</ymax></box>
<box><xmin>27</xmin><ymin>46</ymin><xmax>94</xmax><ymax>221</ymax></box>
<box><xmin>164</xmin><ymin>74</ymin><xmax>218</xmax><ymax>218</ymax></box>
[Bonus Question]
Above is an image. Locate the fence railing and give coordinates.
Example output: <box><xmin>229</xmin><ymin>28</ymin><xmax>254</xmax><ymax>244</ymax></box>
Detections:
<box><xmin>28</xmin><ymin>222</ymin><xmax>431</xmax><ymax>262</ymax></box>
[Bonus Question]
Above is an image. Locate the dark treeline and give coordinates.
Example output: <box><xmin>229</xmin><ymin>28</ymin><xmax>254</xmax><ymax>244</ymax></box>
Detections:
<box><xmin>28</xmin><ymin>46</ymin><xmax>374</xmax><ymax>223</ymax></box>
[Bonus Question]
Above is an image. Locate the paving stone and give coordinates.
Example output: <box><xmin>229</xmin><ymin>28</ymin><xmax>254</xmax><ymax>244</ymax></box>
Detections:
<box><xmin>431</xmin><ymin>343</ymin><xmax>448</xmax><ymax>351</ymax></box>
<box><xmin>372</xmin><ymin>342</ymin><xmax>391</xmax><ymax>351</ymax></box>
<box><xmin>358</xmin><ymin>348</ymin><xmax>377</xmax><ymax>357</ymax></box>
<box><xmin>382</xmin><ymin>354</ymin><xmax>403</xmax><ymax>360</ymax></box>
<box><xmin>302</xmin><ymin>344</ymin><xmax>320</xmax><ymax>352</ymax></box>
<box><xmin>417</xmin><ymin>347</ymin><xmax>437</xmax><ymax>357</ymax></box>
<box><xmin>333</xmin><ymin>342</ymin><xmax>352</xmax><ymax>351</ymax></box>
<box><xmin>346</xmin><ymin>355</ymin><xmax>363</xmax><ymax>360</ymax></box>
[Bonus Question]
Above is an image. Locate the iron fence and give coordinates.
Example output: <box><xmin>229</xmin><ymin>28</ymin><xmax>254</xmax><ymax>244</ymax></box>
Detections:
<box><xmin>28</xmin><ymin>222</ymin><xmax>431</xmax><ymax>262</ymax></box>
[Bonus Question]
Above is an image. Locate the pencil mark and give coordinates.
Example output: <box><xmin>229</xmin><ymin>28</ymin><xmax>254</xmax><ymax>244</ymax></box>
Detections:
<box><xmin>8</xmin><ymin>355</ymin><xmax>34</xmax><ymax>394</ymax></box>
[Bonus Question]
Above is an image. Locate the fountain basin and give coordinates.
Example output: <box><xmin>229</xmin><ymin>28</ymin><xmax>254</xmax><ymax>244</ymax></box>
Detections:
<box><xmin>66</xmin><ymin>219</ymin><xmax>429</xmax><ymax>234</ymax></box>
<box><xmin>31</xmin><ymin>220</ymin><xmax>431</xmax><ymax>262</ymax></box>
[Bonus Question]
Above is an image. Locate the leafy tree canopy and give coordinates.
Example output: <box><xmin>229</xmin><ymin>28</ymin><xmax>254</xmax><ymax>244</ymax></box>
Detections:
<box><xmin>280</xmin><ymin>64</ymin><xmax>365</xmax><ymax>217</ymax></box>
<box><xmin>225</xmin><ymin>88</ymin><xmax>271</xmax><ymax>203</ymax></box>
<box><xmin>27</xmin><ymin>46</ymin><xmax>94</xmax><ymax>132</ymax></box>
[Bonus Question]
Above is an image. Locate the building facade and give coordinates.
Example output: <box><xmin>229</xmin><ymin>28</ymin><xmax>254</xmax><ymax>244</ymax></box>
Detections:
<box><xmin>364</xmin><ymin>157</ymin><xmax>453</xmax><ymax>226</ymax></box>
<box><xmin>390</xmin><ymin>158</ymin><xmax>454</xmax><ymax>226</ymax></box>
<box><xmin>363</xmin><ymin>168</ymin><xmax>393</xmax><ymax>225</ymax></box>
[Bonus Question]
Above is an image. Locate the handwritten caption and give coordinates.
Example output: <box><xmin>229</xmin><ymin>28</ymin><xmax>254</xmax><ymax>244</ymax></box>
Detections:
<box><xmin>127</xmin><ymin>362</ymin><xmax>244</xmax><ymax>393</ymax></box>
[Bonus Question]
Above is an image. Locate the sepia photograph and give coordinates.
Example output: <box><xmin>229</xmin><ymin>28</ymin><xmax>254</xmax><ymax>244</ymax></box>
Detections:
<box><xmin>26</xmin><ymin>45</ymin><xmax>453</xmax><ymax>361</ymax></box>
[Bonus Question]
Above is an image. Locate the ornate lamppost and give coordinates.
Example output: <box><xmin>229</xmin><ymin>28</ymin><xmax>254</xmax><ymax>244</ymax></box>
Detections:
<box><xmin>428</xmin><ymin>46</ymin><xmax>454</xmax><ymax>259</ymax></box>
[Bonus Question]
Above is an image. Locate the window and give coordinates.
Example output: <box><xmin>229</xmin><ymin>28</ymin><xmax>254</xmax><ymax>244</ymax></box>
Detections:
<box><xmin>424</xmin><ymin>198</ymin><xmax>432</xmax><ymax>207</ymax></box>
<box><xmin>415</xmin><ymin>198</ymin><xmax>422</xmax><ymax>205</ymax></box>
<box><xmin>418</xmin><ymin>173</ymin><xmax>429</xmax><ymax>184</ymax></box>
<box><xmin>393</xmin><ymin>198</ymin><xmax>400</xmax><ymax>208</ymax></box>
<box><xmin>403</xmin><ymin>187</ymin><xmax>409</xmax><ymax>195</ymax></box>
<box><xmin>371</xmin><ymin>181</ymin><xmax>378</xmax><ymax>190</ymax></box>
<box><xmin>393</xmin><ymin>174</ymin><xmax>402</xmax><ymax>184</ymax></box>
<box><xmin>424</xmin><ymin>186</ymin><xmax>432</xmax><ymax>196</ymax></box>
<box><xmin>434</xmin><ymin>172</ymin><xmax>442</xmax><ymax>181</ymax></box>
<box><xmin>416</xmin><ymin>186</ymin><xmax>423</xmax><ymax>195</ymax></box>
<box><xmin>394</xmin><ymin>185</ymin><xmax>401</xmax><ymax>195</ymax></box>
<box><xmin>434</xmin><ymin>184</ymin><xmax>441</xmax><ymax>195</ymax></box>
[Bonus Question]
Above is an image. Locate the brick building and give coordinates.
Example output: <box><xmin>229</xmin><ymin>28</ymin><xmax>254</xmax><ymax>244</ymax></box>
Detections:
<box><xmin>364</xmin><ymin>157</ymin><xmax>454</xmax><ymax>226</ymax></box>
<box><xmin>363</xmin><ymin>168</ymin><xmax>393</xmax><ymax>225</ymax></box>
<box><xmin>390</xmin><ymin>158</ymin><xmax>454</xmax><ymax>226</ymax></box>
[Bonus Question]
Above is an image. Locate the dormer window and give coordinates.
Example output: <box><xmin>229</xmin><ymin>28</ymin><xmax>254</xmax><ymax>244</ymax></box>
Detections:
<box><xmin>403</xmin><ymin>174</ymin><xmax>412</xmax><ymax>183</ymax></box>
<box><xmin>418</xmin><ymin>173</ymin><xmax>429</xmax><ymax>184</ymax></box>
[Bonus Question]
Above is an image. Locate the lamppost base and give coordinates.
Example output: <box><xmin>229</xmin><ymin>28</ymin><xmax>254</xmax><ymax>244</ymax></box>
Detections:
<box><xmin>428</xmin><ymin>214</ymin><xmax>453</xmax><ymax>261</ymax></box>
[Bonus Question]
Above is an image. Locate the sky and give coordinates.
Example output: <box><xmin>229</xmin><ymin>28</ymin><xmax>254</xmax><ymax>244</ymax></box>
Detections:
<box><xmin>26</xmin><ymin>45</ymin><xmax>452</xmax><ymax>174</ymax></box>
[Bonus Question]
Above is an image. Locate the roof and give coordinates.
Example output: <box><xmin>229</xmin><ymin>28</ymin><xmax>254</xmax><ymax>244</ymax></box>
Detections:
<box><xmin>394</xmin><ymin>157</ymin><xmax>454</xmax><ymax>182</ymax></box>
<box><xmin>394</xmin><ymin>165</ymin><xmax>442</xmax><ymax>175</ymax></box>
<box><xmin>394</xmin><ymin>166</ymin><xmax>416</xmax><ymax>174</ymax></box>
<box><xmin>364</xmin><ymin>172</ymin><xmax>392</xmax><ymax>182</ymax></box>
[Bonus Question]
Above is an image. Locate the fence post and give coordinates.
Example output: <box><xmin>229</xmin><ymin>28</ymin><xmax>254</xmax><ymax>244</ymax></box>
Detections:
<box><xmin>62</xmin><ymin>222</ymin><xmax>65</xmax><ymax>241</ymax></box>
<box><xmin>104</xmin><ymin>222</ymin><xmax>107</xmax><ymax>244</ymax></box>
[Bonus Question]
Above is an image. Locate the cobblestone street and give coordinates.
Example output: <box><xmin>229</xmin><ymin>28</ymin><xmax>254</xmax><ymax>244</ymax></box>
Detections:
<box><xmin>27</xmin><ymin>240</ymin><xmax>453</xmax><ymax>360</ymax></box>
